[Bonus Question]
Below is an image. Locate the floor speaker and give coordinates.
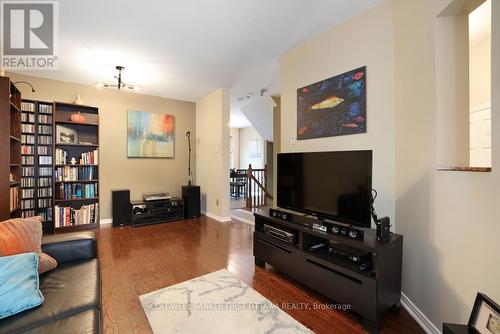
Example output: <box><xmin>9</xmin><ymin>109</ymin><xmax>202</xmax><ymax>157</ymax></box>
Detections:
<box><xmin>182</xmin><ymin>185</ymin><xmax>201</xmax><ymax>219</ymax></box>
<box><xmin>112</xmin><ymin>189</ymin><xmax>131</xmax><ymax>227</ymax></box>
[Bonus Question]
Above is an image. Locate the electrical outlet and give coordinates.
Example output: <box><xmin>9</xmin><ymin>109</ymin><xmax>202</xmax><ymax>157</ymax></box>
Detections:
<box><xmin>291</xmin><ymin>135</ymin><xmax>297</xmax><ymax>145</ymax></box>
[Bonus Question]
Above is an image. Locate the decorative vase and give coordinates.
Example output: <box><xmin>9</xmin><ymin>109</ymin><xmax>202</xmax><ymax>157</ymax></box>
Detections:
<box><xmin>70</xmin><ymin>112</ymin><xmax>86</xmax><ymax>123</ymax></box>
<box><xmin>74</xmin><ymin>93</ymin><xmax>84</xmax><ymax>105</ymax></box>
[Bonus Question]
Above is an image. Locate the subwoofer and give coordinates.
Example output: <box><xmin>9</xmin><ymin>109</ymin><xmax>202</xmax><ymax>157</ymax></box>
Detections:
<box><xmin>182</xmin><ymin>185</ymin><xmax>200</xmax><ymax>219</ymax></box>
<box><xmin>112</xmin><ymin>189</ymin><xmax>131</xmax><ymax>227</ymax></box>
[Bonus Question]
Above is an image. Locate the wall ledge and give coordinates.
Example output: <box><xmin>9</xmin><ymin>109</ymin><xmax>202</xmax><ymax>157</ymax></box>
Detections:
<box><xmin>437</xmin><ymin>166</ymin><xmax>492</xmax><ymax>172</ymax></box>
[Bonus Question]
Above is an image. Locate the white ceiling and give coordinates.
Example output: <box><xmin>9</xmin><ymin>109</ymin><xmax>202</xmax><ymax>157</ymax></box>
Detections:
<box><xmin>13</xmin><ymin>0</ymin><xmax>381</xmax><ymax>126</ymax></box>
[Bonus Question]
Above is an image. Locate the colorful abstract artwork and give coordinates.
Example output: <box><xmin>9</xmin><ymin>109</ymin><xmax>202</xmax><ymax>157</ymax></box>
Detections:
<box><xmin>127</xmin><ymin>110</ymin><xmax>175</xmax><ymax>158</ymax></box>
<box><xmin>297</xmin><ymin>66</ymin><xmax>366</xmax><ymax>140</ymax></box>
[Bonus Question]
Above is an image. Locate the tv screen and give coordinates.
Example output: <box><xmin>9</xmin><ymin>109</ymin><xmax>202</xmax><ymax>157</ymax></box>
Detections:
<box><xmin>277</xmin><ymin>150</ymin><xmax>372</xmax><ymax>227</ymax></box>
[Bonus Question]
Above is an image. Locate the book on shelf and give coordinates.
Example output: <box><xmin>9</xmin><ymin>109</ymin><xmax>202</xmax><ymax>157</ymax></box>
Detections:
<box><xmin>21</xmin><ymin>145</ymin><xmax>34</xmax><ymax>155</ymax></box>
<box><xmin>38</xmin><ymin>156</ymin><xmax>52</xmax><ymax>165</ymax></box>
<box><xmin>57</xmin><ymin>183</ymin><xmax>98</xmax><ymax>200</ymax></box>
<box><xmin>55</xmin><ymin>148</ymin><xmax>68</xmax><ymax>164</ymax></box>
<box><xmin>21</xmin><ymin>102</ymin><xmax>35</xmax><ymax>112</ymax></box>
<box><xmin>81</xmin><ymin>149</ymin><xmax>98</xmax><ymax>165</ymax></box>
<box><xmin>21</xmin><ymin>134</ymin><xmax>35</xmax><ymax>144</ymax></box>
<box><xmin>21</xmin><ymin>199</ymin><xmax>34</xmax><ymax>210</ymax></box>
<box><xmin>21</xmin><ymin>188</ymin><xmax>35</xmax><ymax>198</ymax></box>
<box><xmin>55</xmin><ymin>166</ymin><xmax>97</xmax><ymax>181</ymax></box>
<box><xmin>38</xmin><ymin>104</ymin><xmax>52</xmax><ymax>114</ymax></box>
<box><xmin>37</xmin><ymin>114</ymin><xmax>52</xmax><ymax>124</ymax></box>
<box><xmin>54</xmin><ymin>203</ymin><xmax>99</xmax><ymax>227</ymax></box>
<box><xmin>21</xmin><ymin>113</ymin><xmax>35</xmax><ymax>122</ymax></box>
<box><xmin>10</xmin><ymin>187</ymin><xmax>19</xmax><ymax>212</ymax></box>
<box><xmin>21</xmin><ymin>124</ymin><xmax>35</xmax><ymax>133</ymax></box>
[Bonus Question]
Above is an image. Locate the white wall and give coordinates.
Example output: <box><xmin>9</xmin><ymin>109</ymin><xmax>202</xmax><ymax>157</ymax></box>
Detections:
<box><xmin>393</xmin><ymin>0</ymin><xmax>500</xmax><ymax>329</ymax></box>
<box><xmin>195</xmin><ymin>88</ymin><xmax>230</xmax><ymax>220</ymax></box>
<box><xmin>280</xmin><ymin>1</ymin><xmax>396</xmax><ymax>228</ymax></box>
<box><xmin>239</xmin><ymin>126</ymin><xmax>265</xmax><ymax>169</ymax></box>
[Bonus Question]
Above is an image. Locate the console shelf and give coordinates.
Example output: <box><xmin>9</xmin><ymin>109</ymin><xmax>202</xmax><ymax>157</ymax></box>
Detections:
<box><xmin>253</xmin><ymin>211</ymin><xmax>403</xmax><ymax>334</ymax></box>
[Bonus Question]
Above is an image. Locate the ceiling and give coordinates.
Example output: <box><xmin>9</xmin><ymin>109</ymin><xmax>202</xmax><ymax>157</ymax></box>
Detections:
<box><xmin>13</xmin><ymin>0</ymin><xmax>381</xmax><ymax>126</ymax></box>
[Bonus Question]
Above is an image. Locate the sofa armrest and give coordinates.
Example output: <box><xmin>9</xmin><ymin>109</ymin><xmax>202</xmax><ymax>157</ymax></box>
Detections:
<box><xmin>41</xmin><ymin>231</ymin><xmax>97</xmax><ymax>265</ymax></box>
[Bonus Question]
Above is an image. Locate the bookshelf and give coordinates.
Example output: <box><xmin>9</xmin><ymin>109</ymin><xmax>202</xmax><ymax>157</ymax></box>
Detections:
<box><xmin>20</xmin><ymin>99</ymin><xmax>54</xmax><ymax>233</ymax></box>
<box><xmin>0</xmin><ymin>76</ymin><xmax>22</xmax><ymax>220</ymax></box>
<box><xmin>53</xmin><ymin>102</ymin><xmax>99</xmax><ymax>232</ymax></box>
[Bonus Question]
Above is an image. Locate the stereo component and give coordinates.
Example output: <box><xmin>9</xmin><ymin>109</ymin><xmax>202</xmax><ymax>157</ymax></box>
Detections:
<box><xmin>313</xmin><ymin>223</ymin><xmax>327</xmax><ymax>233</ymax></box>
<box><xmin>328</xmin><ymin>242</ymin><xmax>372</xmax><ymax>264</ymax></box>
<box><xmin>112</xmin><ymin>189</ymin><xmax>131</xmax><ymax>227</ymax></box>
<box><xmin>262</xmin><ymin>224</ymin><xmax>296</xmax><ymax>244</ymax></box>
<box><xmin>269</xmin><ymin>208</ymin><xmax>291</xmax><ymax>221</ymax></box>
<box><xmin>131</xmin><ymin>198</ymin><xmax>184</xmax><ymax>227</ymax></box>
<box><xmin>376</xmin><ymin>217</ymin><xmax>391</xmax><ymax>242</ymax></box>
<box><xmin>330</xmin><ymin>223</ymin><xmax>364</xmax><ymax>241</ymax></box>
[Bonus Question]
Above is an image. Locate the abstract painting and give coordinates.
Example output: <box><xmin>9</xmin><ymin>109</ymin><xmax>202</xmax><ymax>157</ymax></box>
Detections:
<box><xmin>297</xmin><ymin>66</ymin><xmax>366</xmax><ymax>140</ymax></box>
<box><xmin>127</xmin><ymin>110</ymin><xmax>174</xmax><ymax>158</ymax></box>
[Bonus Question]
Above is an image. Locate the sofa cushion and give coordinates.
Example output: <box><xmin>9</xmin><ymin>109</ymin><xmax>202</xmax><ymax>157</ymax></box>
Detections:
<box><xmin>41</xmin><ymin>232</ymin><xmax>97</xmax><ymax>265</ymax></box>
<box><xmin>0</xmin><ymin>259</ymin><xmax>100</xmax><ymax>334</ymax></box>
<box><xmin>20</xmin><ymin>309</ymin><xmax>101</xmax><ymax>334</ymax></box>
<box><xmin>0</xmin><ymin>253</ymin><xmax>44</xmax><ymax>320</ymax></box>
<box><xmin>0</xmin><ymin>217</ymin><xmax>57</xmax><ymax>274</ymax></box>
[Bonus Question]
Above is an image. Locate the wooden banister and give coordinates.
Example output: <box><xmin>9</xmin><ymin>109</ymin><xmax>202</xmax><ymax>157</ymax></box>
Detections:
<box><xmin>245</xmin><ymin>164</ymin><xmax>273</xmax><ymax>209</ymax></box>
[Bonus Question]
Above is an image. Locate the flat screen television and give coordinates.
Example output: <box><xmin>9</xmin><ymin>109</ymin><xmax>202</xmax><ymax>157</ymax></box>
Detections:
<box><xmin>277</xmin><ymin>150</ymin><xmax>372</xmax><ymax>227</ymax></box>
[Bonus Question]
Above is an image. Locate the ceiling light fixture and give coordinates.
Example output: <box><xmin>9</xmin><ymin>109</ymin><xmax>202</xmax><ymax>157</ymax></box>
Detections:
<box><xmin>95</xmin><ymin>66</ymin><xmax>141</xmax><ymax>91</ymax></box>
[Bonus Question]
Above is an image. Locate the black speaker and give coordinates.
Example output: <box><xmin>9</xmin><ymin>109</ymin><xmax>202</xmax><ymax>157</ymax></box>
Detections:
<box><xmin>112</xmin><ymin>189</ymin><xmax>131</xmax><ymax>227</ymax></box>
<box><xmin>182</xmin><ymin>185</ymin><xmax>200</xmax><ymax>219</ymax></box>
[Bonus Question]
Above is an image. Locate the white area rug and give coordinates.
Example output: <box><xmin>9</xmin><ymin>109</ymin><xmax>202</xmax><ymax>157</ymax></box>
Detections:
<box><xmin>140</xmin><ymin>269</ymin><xmax>314</xmax><ymax>334</ymax></box>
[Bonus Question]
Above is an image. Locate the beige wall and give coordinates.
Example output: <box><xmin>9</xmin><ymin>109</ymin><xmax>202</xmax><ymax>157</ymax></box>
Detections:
<box><xmin>272</xmin><ymin>96</ymin><xmax>281</xmax><ymax>205</ymax></box>
<box><xmin>239</xmin><ymin>126</ymin><xmax>265</xmax><ymax>169</ymax></box>
<box><xmin>195</xmin><ymin>88</ymin><xmax>230</xmax><ymax>219</ymax></box>
<box><xmin>470</xmin><ymin>36</ymin><xmax>491</xmax><ymax>109</ymax></box>
<box><xmin>230</xmin><ymin>127</ymin><xmax>240</xmax><ymax>169</ymax></box>
<box><xmin>6</xmin><ymin>72</ymin><xmax>195</xmax><ymax>220</ymax></box>
<box><xmin>280</xmin><ymin>1</ymin><xmax>396</xmax><ymax>226</ymax></box>
<box><xmin>393</xmin><ymin>0</ymin><xmax>500</xmax><ymax>329</ymax></box>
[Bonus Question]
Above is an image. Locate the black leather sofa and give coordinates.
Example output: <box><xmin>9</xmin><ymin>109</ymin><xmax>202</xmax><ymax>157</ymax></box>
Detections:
<box><xmin>0</xmin><ymin>231</ymin><xmax>102</xmax><ymax>334</ymax></box>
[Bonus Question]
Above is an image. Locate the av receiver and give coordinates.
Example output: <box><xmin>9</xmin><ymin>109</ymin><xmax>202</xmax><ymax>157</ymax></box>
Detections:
<box><xmin>262</xmin><ymin>224</ymin><xmax>296</xmax><ymax>244</ymax></box>
<box><xmin>328</xmin><ymin>242</ymin><xmax>372</xmax><ymax>264</ymax></box>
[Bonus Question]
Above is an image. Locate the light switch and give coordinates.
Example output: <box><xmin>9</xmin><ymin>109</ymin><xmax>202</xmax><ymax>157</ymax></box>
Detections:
<box><xmin>291</xmin><ymin>135</ymin><xmax>297</xmax><ymax>145</ymax></box>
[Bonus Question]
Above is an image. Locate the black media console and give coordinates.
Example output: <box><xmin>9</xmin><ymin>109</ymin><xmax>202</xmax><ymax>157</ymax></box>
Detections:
<box><xmin>253</xmin><ymin>210</ymin><xmax>402</xmax><ymax>333</ymax></box>
<box><xmin>131</xmin><ymin>198</ymin><xmax>184</xmax><ymax>227</ymax></box>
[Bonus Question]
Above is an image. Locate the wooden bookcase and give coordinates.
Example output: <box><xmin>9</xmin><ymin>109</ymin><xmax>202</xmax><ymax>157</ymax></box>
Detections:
<box><xmin>52</xmin><ymin>102</ymin><xmax>100</xmax><ymax>232</ymax></box>
<box><xmin>20</xmin><ymin>99</ymin><xmax>54</xmax><ymax>233</ymax></box>
<box><xmin>0</xmin><ymin>76</ymin><xmax>22</xmax><ymax>221</ymax></box>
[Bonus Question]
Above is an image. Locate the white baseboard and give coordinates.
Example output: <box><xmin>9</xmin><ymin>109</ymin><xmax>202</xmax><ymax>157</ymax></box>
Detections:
<box><xmin>100</xmin><ymin>218</ymin><xmax>112</xmax><ymax>225</ymax></box>
<box><xmin>202</xmin><ymin>211</ymin><xmax>231</xmax><ymax>223</ymax></box>
<box><xmin>401</xmin><ymin>292</ymin><xmax>441</xmax><ymax>334</ymax></box>
<box><xmin>230</xmin><ymin>215</ymin><xmax>254</xmax><ymax>226</ymax></box>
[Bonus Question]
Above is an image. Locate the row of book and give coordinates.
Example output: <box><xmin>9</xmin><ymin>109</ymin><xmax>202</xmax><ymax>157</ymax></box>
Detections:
<box><xmin>21</xmin><ymin>102</ymin><xmax>35</xmax><ymax>112</ymax></box>
<box><xmin>21</xmin><ymin>113</ymin><xmax>35</xmax><ymax>123</ymax></box>
<box><xmin>38</xmin><ymin>208</ymin><xmax>52</xmax><ymax>223</ymax></box>
<box><xmin>22</xmin><ymin>156</ymin><xmax>34</xmax><ymax>165</ymax></box>
<box><xmin>21</xmin><ymin>199</ymin><xmax>34</xmax><ymax>209</ymax></box>
<box><xmin>22</xmin><ymin>124</ymin><xmax>35</xmax><ymax>133</ymax></box>
<box><xmin>39</xmin><ymin>104</ymin><xmax>53</xmax><ymax>114</ymax></box>
<box><xmin>39</xmin><ymin>156</ymin><xmax>52</xmax><ymax>165</ymax></box>
<box><xmin>38</xmin><ymin>125</ymin><xmax>52</xmax><ymax>135</ymax></box>
<box><xmin>21</xmin><ymin>134</ymin><xmax>35</xmax><ymax>144</ymax></box>
<box><xmin>38</xmin><ymin>198</ymin><xmax>51</xmax><ymax>208</ymax></box>
<box><xmin>38</xmin><ymin>135</ymin><xmax>52</xmax><ymax>145</ymax></box>
<box><xmin>55</xmin><ymin>166</ymin><xmax>97</xmax><ymax>181</ymax></box>
<box><xmin>39</xmin><ymin>167</ymin><xmax>52</xmax><ymax>176</ymax></box>
<box><xmin>38</xmin><ymin>187</ymin><xmax>52</xmax><ymax>197</ymax></box>
<box><xmin>55</xmin><ymin>148</ymin><xmax>68</xmax><ymax>165</ymax></box>
<box><xmin>56</xmin><ymin>183</ymin><xmax>98</xmax><ymax>200</ymax></box>
<box><xmin>81</xmin><ymin>149</ymin><xmax>98</xmax><ymax>165</ymax></box>
<box><xmin>54</xmin><ymin>203</ymin><xmax>98</xmax><ymax>227</ymax></box>
<box><xmin>38</xmin><ymin>177</ymin><xmax>51</xmax><ymax>187</ymax></box>
<box><xmin>22</xmin><ymin>167</ymin><xmax>35</xmax><ymax>177</ymax></box>
<box><xmin>21</xmin><ymin>145</ymin><xmax>34</xmax><ymax>155</ymax></box>
<box><xmin>38</xmin><ymin>114</ymin><xmax>52</xmax><ymax>124</ymax></box>
<box><xmin>21</xmin><ymin>188</ymin><xmax>35</xmax><ymax>198</ymax></box>
<box><xmin>21</xmin><ymin>178</ymin><xmax>35</xmax><ymax>187</ymax></box>
<box><xmin>10</xmin><ymin>187</ymin><xmax>19</xmax><ymax>212</ymax></box>
<box><xmin>22</xmin><ymin>210</ymin><xmax>35</xmax><ymax>219</ymax></box>
<box><xmin>38</xmin><ymin>146</ymin><xmax>51</xmax><ymax>155</ymax></box>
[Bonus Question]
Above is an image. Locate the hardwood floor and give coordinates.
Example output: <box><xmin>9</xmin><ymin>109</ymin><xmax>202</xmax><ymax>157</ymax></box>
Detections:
<box><xmin>96</xmin><ymin>216</ymin><xmax>424</xmax><ymax>334</ymax></box>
